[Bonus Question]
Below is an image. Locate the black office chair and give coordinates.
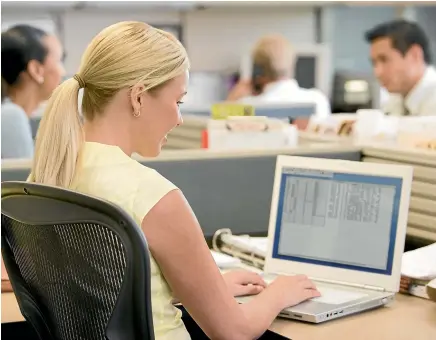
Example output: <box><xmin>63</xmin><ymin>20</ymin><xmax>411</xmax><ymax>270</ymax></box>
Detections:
<box><xmin>1</xmin><ymin>181</ymin><xmax>155</xmax><ymax>340</ymax></box>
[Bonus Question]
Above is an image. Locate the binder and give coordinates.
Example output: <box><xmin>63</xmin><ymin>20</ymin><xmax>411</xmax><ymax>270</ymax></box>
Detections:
<box><xmin>212</xmin><ymin>229</ymin><xmax>267</xmax><ymax>269</ymax></box>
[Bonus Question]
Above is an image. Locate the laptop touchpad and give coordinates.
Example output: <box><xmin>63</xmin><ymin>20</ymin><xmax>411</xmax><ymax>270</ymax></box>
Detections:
<box><xmin>312</xmin><ymin>287</ymin><xmax>368</xmax><ymax>305</ymax></box>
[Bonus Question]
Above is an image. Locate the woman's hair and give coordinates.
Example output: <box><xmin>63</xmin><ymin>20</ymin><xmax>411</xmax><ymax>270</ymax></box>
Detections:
<box><xmin>252</xmin><ymin>34</ymin><xmax>295</xmax><ymax>80</ymax></box>
<box><xmin>1</xmin><ymin>25</ymin><xmax>48</xmax><ymax>100</ymax></box>
<box><xmin>29</xmin><ymin>21</ymin><xmax>189</xmax><ymax>188</ymax></box>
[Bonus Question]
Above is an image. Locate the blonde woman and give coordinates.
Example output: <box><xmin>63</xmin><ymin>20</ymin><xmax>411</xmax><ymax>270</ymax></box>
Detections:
<box><xmin>29</xmin><ymin>22</ymin><xmax>320</xmax><ymax>340</ymax></box>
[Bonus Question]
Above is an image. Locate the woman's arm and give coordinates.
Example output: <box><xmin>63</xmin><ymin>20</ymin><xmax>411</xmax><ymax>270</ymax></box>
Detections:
<box><xmin>142</xmin><ymin>189</ymin><xmax>319</xmax><ymax>340</ymax></box>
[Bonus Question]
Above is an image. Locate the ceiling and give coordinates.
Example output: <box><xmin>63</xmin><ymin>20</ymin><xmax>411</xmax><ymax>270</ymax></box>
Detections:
<box><xmin>1</xmin><ymin>0</ymin><xmax>424</xmax><ymax>13</ymax></box>
<box><xmin>0</xmin><ymin>1</ymin><xmax>347</xmax><ymax>12</ymax></box>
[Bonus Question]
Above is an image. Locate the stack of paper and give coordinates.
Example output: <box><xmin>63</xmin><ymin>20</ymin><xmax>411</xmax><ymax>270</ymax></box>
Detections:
<box><xmin>207</xmin><ymin>116</ymin><xmax>298</xmax><ymax>151</ymax></box>
<box><xmin>400</xmin><ymin>243</ymin><xmax>436</xmax><ymax>300</ymax></box>
<box><xmin>221</xmin><ymin>235</ymin><xmax>268</xmax><ymax>258</ymax></box>
<box><xmin>401</xmin><ymin>243</ymin><xmax>436</xmax><ymax>280</ymax></box>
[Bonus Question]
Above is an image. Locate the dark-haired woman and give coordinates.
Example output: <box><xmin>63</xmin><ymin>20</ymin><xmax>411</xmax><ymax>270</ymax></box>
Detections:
<box><xmin>1</xmin><ymin>25</ymin><xmax>65</xmax><ymax>159</ymax></box>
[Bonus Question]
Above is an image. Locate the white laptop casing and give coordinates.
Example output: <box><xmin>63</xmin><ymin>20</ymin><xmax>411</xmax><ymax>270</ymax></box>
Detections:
<box><xmin>264</xmin><ymin>155</ymin><xmax>413</xmax><ymax>293</ymax></box>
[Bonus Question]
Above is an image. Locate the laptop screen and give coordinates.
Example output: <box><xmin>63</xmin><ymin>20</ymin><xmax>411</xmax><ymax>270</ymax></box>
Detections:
<box><xmin>272</xmin><ymin>167</ymin><xmax>402</xmax><ymax>275</ymax></box>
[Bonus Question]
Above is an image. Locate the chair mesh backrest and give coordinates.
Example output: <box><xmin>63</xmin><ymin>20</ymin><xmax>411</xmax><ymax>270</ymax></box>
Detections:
<box><xmin>2</xmin><ymin>216</ymin><xmax>128</xmax><ymax>340</ymax></box>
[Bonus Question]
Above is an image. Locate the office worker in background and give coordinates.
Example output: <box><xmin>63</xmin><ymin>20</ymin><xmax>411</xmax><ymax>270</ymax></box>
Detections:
<box><xmin>28</xmin><ymin>21</ymin><xmax>319</xmax><ymax>340</ymax></box>
<box><xmin>227</xmin><ymin>34</ymin><xmax>331</xmax><ymax>119</ymax></box>
<box><xmin>366</xmin><ymin>20</ymin><xmax>436</xmax><ymax>116</ymax></box>
<box><xmin>1</xmin><ymin>24</ymin><xmax>65</xmax><ymax>159</ymax></box>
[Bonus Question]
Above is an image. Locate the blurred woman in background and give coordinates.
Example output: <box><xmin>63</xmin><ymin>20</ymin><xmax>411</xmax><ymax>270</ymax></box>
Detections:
<box><xmin>1</xmin><ymin>24</ymin><xmax>65</xmax><ymax>159</ymax></box>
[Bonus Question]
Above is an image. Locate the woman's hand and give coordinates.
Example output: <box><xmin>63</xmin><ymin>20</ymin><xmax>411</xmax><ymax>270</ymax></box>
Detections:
<box><xmin>226</xmin><ymin>80</ymin><xmax>253</xmax><ymax>101</ymax></box>
<box><xmin>223</xmin><ymin>270</ymin><xmax>266</xmax><ymax>297</ymax></box>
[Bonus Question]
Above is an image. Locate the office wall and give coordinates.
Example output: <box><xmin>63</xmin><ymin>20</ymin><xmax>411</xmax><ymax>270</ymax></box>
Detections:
<box><xmin>415</xmin><ymin>6</ymin><xmax>436</xmax><ymax>66</ymax></box>
<box><xmin>182</xmin><ymin>7</ymin><xmax>315</xmax><ymax>72</ymax></box>
<box><xmin>324</xmin><ymin>5</ymin><xmax>436</xmax><ymax>73</ymax></box>
<box><xmin>4</xmin><ymin>5</ymin><xmax>434</xmax><ymax>84</ymax></box>
<box><xmin>1</xmin><ymin>14</ymin><xmax>57</xmax><ymax>33</ymax></box>
<box><xmin>2</xmin><ymin>6</ymin><xmax>316</xmax><ymax>75</ymax></box>
<box><xmin>62</xmin><ymin>11</ymin><xmax>181</xmax><ymax>74</ymax></box>
<box><xmin>323</xmin><ymin>6</ymin><xmax>397</xmax><ymax>74</ymax></box>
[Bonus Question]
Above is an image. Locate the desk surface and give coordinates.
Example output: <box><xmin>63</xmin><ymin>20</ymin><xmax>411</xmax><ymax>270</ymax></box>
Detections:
<box><xmin>271</xmin><ymin>294</ymin><xmax>436</xmax><ymax>340</ymax></box>
<box><xmin>2</xmin><ymin>292</ymin><xmax>435</xmax><ymax>339</ymax></box>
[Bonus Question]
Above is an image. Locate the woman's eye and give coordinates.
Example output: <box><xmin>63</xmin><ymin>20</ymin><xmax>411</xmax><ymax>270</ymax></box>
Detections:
<box><xmin>177</xmin><ymin>101</ymin><xmax>184</xmax><ymax>106</ymax></box>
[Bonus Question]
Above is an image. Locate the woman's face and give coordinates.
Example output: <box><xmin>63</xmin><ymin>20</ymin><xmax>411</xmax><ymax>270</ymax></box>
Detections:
<box><xmin>39</xmin><ymin>34</ymin><xmax>65</xmax><ymax>100</ymax></box>
<box><xmin>133</xmin><ymin>71</ymin><xmax>188</xmax><ymax>157</ymax></box>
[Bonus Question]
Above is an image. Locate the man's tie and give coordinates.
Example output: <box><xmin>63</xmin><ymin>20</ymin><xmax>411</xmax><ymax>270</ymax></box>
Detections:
<box><xmin>403</xmin><ymin>101</ymin><xmax>410</xmax><ymax>116</ymax></box>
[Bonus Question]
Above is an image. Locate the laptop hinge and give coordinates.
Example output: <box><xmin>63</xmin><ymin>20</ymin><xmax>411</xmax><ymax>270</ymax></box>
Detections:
<box><xmin>363</xmin><ymin>284</ymin><xmax>386</xmax><ymax>292</ymax></box>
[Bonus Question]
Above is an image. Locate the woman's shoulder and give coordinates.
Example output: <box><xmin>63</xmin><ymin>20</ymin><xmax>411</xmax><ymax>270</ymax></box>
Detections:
<box><xmin>123</xmin><ymin>161</ymin><xmax>179</xmax><ymax>223</ymax></box>
<box><xmin>1</xmin><ymin>100</ymin><xmax>28</xmax><ymax>123</ymax></box>
<box><xmin>130</xmin><ymin>160</ymin><xmax>177</xmax><ymax>192</ymax></box>
<box><xmin>2</xmin><ymin>99</ymin><xmax>24</xmax><ymax>112</ymax></box>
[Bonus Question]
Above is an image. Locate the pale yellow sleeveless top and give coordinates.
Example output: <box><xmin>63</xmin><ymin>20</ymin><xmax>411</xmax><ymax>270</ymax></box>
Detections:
<box><xmin>71</xmin><ymin>142</ymin><xmax>191</xmax><ymax>340</ymax></box>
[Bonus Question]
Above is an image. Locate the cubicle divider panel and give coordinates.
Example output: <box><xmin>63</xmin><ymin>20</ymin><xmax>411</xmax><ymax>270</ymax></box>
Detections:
<box><xmin>169</xmin><ymin>105</ymin><xmax>316</xmax><ymax>151</ymax></box>
<box><xmin>1</xmin><ymin>168</ymin><xmax>30</xmax><ymax>182</ymax></box>
<box><xmin>255</xmin><ymin>105</ymin><xmax>315</xmax><ymax>119</ymax></box>
<box><xmin>165</xmin><ymin>115</ymin><xmax>207</xmax><ymax>150</ymax></box>
<box><xmin>362</xmin><ymin>147</ymin><xmax>436</xmax><ymax>245</ymax></box>
<box><xmin>142</xmin><ymin>150</ymin><xmax>361</xmax><ymax>239</ymax></box>
<box><xmin>1</xmin><ymin>149</ymin><xmax>361</xmax><ymax>239</ymax></box>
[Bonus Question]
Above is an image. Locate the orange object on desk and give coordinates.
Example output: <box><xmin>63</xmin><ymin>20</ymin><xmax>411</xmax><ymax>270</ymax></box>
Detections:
<box><xmin>292</xmin><ymin>118</ymin><xmax>309</xmax><ymax>130</ymax></box>
<box><xmin>201</xmin><ymin>129</ymin><xmax>208</xmax><ymax>149</ymax></box>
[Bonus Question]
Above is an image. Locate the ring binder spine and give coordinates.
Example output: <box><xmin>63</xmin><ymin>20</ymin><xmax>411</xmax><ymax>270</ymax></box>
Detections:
<box><xmin>212</xmin><ymin>228</ymin><xmax>266</xmax><ymax>269</ymax></box>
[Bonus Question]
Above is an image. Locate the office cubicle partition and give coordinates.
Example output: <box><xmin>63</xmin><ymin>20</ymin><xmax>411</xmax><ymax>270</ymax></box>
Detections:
<box><xmin>141</xmin><ymin>147</ymin><xmax>361</xmax><ymax>239</ymax></box>
<box><xmin>3</xmin><ymin>146</ymin><xmax>434</xmax><ymax>244</ymax></box>
<box><xmin>1</xmin><ymin>147</ymin><xmax>361</xmax><ymax>239</ymax></box>
<box><xmin>167</xmin><ymin>104</ymin><xmax>317</xmax><ymax>150</ymax></box>
<box><xmin>182</xmin><ymin>103</ymin><xmax>316</xmax><ymax>120</ymax></box>
<box><xmin>27</xmin><ymin>105</ymin><xmax>316</xmax><ymax>151</ymax></box>
<box><xmin>255</xmin><ymin>104</ymin><xmax>315</xmax><ymax>120</ymax></box>
<box><xmin>362</xmin><ymin>146</ymin><xmax>436</xmax><ymax>246</ymax></box>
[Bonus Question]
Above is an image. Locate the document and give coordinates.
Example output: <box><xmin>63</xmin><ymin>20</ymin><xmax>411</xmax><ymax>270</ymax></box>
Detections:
<box><xmin>402</xmin><ymin>243</ymin><xmax>436</xmax><ymax>280</ymax></box>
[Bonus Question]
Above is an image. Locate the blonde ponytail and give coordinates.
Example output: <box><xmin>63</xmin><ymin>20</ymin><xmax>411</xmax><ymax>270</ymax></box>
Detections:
<box><xmin>29</xmin><ymin>78</ymin><xmax>84</xmax><ymax>188</ymax></box>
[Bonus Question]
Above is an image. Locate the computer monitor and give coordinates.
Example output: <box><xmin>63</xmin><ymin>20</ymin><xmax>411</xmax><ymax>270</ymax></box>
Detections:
<box><xmin>293</xmin><ymin>45</ymin><xmax>330</xmax><ymax>96</ymax></box>
<box><xmin>331</xmin><ymin>71</ymin><xmax>379</xmax><ymax>113</ymax></box>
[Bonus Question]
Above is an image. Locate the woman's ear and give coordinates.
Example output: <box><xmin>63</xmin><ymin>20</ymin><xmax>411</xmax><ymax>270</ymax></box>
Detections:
<box><xmin>130</xmin><ymin>84</ymin><xmax>146</xmax><ymax>116</ymax></box>
<box><xmin>27</xmin><ymin>60</ymin><xmax>45</xmax><ymax>84</ymax></box>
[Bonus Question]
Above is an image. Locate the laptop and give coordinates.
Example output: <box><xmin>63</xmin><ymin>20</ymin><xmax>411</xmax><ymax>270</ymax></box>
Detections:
<box><xmin>238</xmin><ymin>155</ymin><xmax>413</xmax><ymax>323</ymax></box>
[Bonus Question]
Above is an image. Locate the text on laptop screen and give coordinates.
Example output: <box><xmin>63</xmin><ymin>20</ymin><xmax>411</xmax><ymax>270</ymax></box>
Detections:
<box><xmin>272</xmin><ymin>168</ymin><xmax>402</xmax><ymax>275</ymax></box>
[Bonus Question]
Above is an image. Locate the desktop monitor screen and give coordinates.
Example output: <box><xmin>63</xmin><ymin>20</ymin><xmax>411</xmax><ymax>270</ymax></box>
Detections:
<box><xmin>295</xmin><ymin>56</ymin><xmax>316</xmax><ymax>90</ymax></box>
